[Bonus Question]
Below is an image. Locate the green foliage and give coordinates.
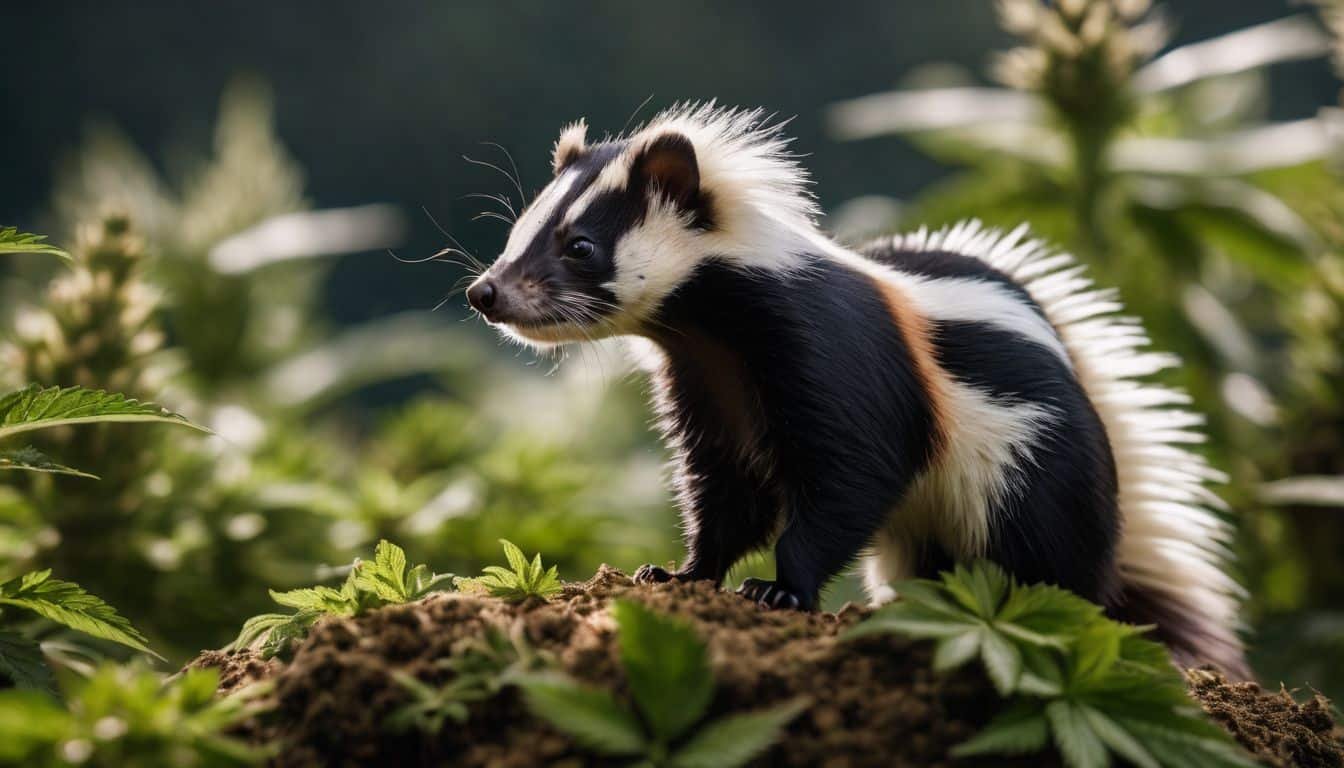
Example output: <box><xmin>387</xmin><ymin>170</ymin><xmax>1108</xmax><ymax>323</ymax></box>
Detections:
<box><xmin>386</xmin><ymin>622</ymin><xmax>553</xmax><ymax>734</ymax></box>
<box><xmin>0</xmin><ymin>447</ymin><xmax>96</xmax><ymax>479</ymax></box>
<box><xmin>515</xmin><ymin>600</ymin><xmax>807</xmax><ymax>768</ymax></box>
<box><xmin>0</xmin><ymin>664</ymin><xmax>269</xmax><ymax>767</ymax></box>
<box><xmin>0</xmin><ymin>385</ymin><xmax>200</xmax><ymax>443</ymax></box>
<box><xmin>229</xmin><ymin>540</ymin><xmax>451</xmax><ymax>658</ymax></box>
<box><xmin>844</xmin><ymin>561</ymin><xmax>1102</xmax><ymax>695</ymax></box>
<box><xmin>0</xmin><ymin>227</ymin><xmax>68</xmax><ymax>260</ymax></box>
<box><xmin>456</xmin><ymin>539</ymin><xmax>563</xmax><ymax>603</ymax></box>
<box><xmin>848</xmin><ymin>561</ymin><xmax>1255</xmax><ymax>768</ymax></box>
<box><xmin>0</xmin><ymin>570</ymin><xmax>153</xmax><ymax>656</ymax></box>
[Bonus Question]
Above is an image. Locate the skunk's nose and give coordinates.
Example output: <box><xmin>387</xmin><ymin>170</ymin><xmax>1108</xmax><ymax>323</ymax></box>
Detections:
<box><xmin>467</xmin><ymin>278</ymin><xmax>497</xmax><ymax>315</ymax></box>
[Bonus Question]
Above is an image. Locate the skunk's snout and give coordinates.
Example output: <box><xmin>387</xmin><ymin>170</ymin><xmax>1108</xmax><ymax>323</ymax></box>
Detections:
<box><xmin>467</xmin><ymin>277</ymin><xmax>498</xmax><ymax>317</ymax></box>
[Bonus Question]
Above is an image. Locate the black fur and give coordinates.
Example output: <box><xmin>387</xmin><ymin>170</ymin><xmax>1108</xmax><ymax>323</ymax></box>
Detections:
<box><xmin>641</xmin><ymin>246</ymin><xmax>1121</xmax><ymax>611</ymax></box>
<box><xmin>931</xmin><ymin>319</ymin><xmax>1120</xmax><ymax>601</ymax></box>
<box><xmin>643</xmin><ymin>257</ymin><xmax>938</xmax><ymax>609</ymax></box>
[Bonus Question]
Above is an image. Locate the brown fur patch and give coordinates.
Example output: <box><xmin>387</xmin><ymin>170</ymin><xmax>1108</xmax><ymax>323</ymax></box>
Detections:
<box><xmin>871</xmin><ymin>276</ymin><xmax>950</xmax><ymax>462</ymax></box>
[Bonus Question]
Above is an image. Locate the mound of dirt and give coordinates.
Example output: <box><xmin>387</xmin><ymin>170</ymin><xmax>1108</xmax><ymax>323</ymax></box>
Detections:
<box><xmin>194</xmin><ymin>566</ymin><xmax>1343</xmax><ymax>768</ymax></box>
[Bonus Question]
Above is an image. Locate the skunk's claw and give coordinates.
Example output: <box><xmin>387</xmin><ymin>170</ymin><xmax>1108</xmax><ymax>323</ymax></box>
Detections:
<box><xmin>633</xmin><ymin>563</ymin><xmax>676</xmax><ymax>584</ymax></box>
<box><xmin>736</xmin><ymin>578</ymin><xmax>804</xmax><ymax>610</ymax></box>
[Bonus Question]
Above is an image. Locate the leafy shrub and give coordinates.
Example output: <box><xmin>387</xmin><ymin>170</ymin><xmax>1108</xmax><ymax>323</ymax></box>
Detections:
<box><xmin>455</xmin><ymin>539</ymin><xmax>563</xmax><ymax>603</ymax></box>
<box><xmin>847</xmin><ymin>561</ymin><xmax>1255</xmax><ymax>768</ymax></box>
<box><xmin>515</xmin><ymin>600</ymin><xmax>807</xmax><ymax>768</ymax></box>
<box><xmin>229</xmin><ymin>539</ymin><xmax>451</xmax><ymax>659</ymax></box>
<box><xmin>0</xmin><ymin>664</ymin><xmax>267</xmax><ymax>767</ymax></box>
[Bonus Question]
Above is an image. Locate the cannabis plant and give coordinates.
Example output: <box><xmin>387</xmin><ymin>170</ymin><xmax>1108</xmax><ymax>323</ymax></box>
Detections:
<box><xmin>515</xmin><ymin>600</ymin><xmax>807</xmax><ymax>768</ymax></box>
<box><xmin>847</xmin><ymin>561</ymin><xmax>1254</xmax><ymax>768</ymax></box>
<box><xmin>455</xmin><ymin>539</ymin><xmax>562</xmax><ymax>603</ymax></box>
<box><xmin>0</xmin><ymin>664</ymin><xmax>268</xmax><ymax>767</ymax></box>
<box><xmin>229</xmin><ymin>540</ymin><xmax>452</xmax><ymax>659</ymax></box>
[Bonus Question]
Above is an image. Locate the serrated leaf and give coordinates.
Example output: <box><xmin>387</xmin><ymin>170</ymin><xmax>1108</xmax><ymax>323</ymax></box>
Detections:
<box><xmin>952</xmin><ymin>701</ymin><xmax>1050</xmax><ymax>758</ymax></box>
<box><xmin>0</xmin><ymin>447</ymin><xmax>98</xmax><ymax>479</ymax></box>
<box><xmin>0</xmin><ymin>571</ymin><xmax>155</xmax><ymax>657</ymax></box>
<box><xmin>374</xmin><ymin>540</ymin><xmax>408</xmax><ymax>597</ymax></box>
<box><xmin>1071</xmin><ymin>621</ymin><xmax>1123</xmax><ymax>687</ymax></box>
<box><xmin>0</xmin><ymin>385</ymin><xmax>204</xmax><ymax>441</ymax></box>
<box><xmin>1047</xmin><ymin>700</ymin><xmax>1109</xmax><ymax>768</ymax></box>
<box><xmin>515</xmin><ymin>673</ymin><xmax>646</xmax><ymax>756</ymax></box>
<box><xmin>268</xmin><ymin>586</ymin><xmax>355</xmax><ymax>615</ymax></box>
<box><xmin>0</xmin><ymin>227</ymin><xmax>68</xmax><ymax>261</ymax></box>
<box><xmin>981</xmin><ymin>628</ymin><xmax>1023</xmax><ymax>695</ymax></box>
<box><xmin>932</xmin><ymin>630</ymin><xmax>981</xmax><ymax>671</ymax></box>
<box><xmin>1115</xmin><ymin>716</ymin><xmax>1259</xmax><ymax>768</ymax></box>
<box><xmin>1017</xmin><ymin>643</ymin><xmax>1066</xmax><ymax>696</ymax></box>
<box><xmin>670</xmin><ymin>698</ymin><xmax>808</xmax><ymax>768</ymax></box>
<box><xmin>1080</xmin><ymin>705</ymin><xmax>1160</xmax><ymax>768</ymax></box>
<box><xmin>501</xmin><ymin>539</ymin><xmax>529</xmax><ymax>575</ymax></box>
<box><xmin>0</xmin><ymin>631</ymin><xmax>56</xmax><ymax>695</ymax></box>
<box><xmin>352</xmin><ymin>541</ymin><xmax>414</xmax><ymax>603</ymax></box>
<box><xmin>842</xmin><ymin>601</ymin><xmax>977</xmax><ymax>641</ymax></box>
<box><xmin>612</xmin><ymin>600</ymin><xmax>714</xmax><ymax>741</ymax></box>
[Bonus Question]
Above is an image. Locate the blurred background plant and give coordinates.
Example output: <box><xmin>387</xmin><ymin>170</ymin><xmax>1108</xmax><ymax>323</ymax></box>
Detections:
<box><xmin>0</xmin><ymin>0</ymin><xmax>1340</xmax><ymax>729</ymax></box>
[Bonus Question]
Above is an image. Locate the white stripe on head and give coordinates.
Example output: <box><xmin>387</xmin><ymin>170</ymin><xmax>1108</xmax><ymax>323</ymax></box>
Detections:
<box><xmin>496</xmin><ymin>168</ymin><xmax>581</xmax><ymax>268</ymax></box>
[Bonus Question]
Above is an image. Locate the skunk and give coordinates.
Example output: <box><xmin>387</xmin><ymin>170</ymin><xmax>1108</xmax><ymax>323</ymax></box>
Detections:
<box><xmin>465</xmin><ymin>104</ymin><xmax>1246</xmax><ymax>676</ymax></box>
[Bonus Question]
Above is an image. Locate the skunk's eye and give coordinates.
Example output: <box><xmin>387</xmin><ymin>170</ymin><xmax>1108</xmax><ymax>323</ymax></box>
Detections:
<box><xmin>562</xmin><ymin>237</ymin><xmax>595</xmax><ymax>260</ymax></box>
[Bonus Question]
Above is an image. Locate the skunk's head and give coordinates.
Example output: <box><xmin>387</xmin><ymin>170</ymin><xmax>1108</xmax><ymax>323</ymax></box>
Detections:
<box><xmin>466</xmin><ymin>104</ymin><xmax>817</xmax><ymax>346</ymax></box>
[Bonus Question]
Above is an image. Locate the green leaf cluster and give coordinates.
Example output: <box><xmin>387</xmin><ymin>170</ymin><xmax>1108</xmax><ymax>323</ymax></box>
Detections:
<box><xmin>0</xmin><ymin>663</ymin><xmax>268</xmax><ymax>767</ymax></box>
<box><xmin>0</xmin><ymin>569</ymin><xmax>156</xmax><ymax>694</ymax></box>
<box><xmin>846</xmin><ymin>561</ymin><xmax>1256</xmax><ymax>768</ymax></box>
<box><xmin>455</xmin><ymin>539</ymin><xmax>563</xmax><ymax>603</ymax></box>
<box><xmin>0</xmin><ymin>226</ymin><xmax>68</xmax><ymax>260</ymax></box>
<box><xmin>515</xmin><ymin>600</ymin><xmax>807</xmax><ymax>768</ymax></box>
<box><xmin>229</xmin><ymin>539</ymin><xmax>452</xmax><ymax>659</ymax></box>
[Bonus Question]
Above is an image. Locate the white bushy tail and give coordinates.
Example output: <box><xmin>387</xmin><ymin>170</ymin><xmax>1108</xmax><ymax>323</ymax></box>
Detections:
<box><xmin>897</xmin><ymin>221</ymin><xmax>1247</xmax><ymax>676</ymax></box>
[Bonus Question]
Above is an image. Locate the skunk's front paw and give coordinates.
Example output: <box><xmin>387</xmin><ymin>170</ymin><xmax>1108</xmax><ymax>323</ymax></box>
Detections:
<box><xmin>736</xmin><ymin>578</ymin><xmax>805</xmax><ymax>610</ymax></box>
<box><xmin>633</xmin><ymin>563</ymin><xmax>676</xmax><ymax>584</ymax></box>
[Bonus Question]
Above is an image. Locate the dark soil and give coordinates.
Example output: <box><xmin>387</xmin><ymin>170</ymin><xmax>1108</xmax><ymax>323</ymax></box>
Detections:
<box><xmin>194</xmin><ymin>566</ymin><xmax>1344</xmax><ymax>768</ymax></box>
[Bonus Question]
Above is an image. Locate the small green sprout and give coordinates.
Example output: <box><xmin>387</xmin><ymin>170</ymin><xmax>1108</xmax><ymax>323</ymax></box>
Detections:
<box><xmin>456</xmin><ymin>539</ymin><xmax>563</xmax><ymax>603</ymax></box>
<box><xmin>229</xmin><ymin>540</ymin><xmax>452</xmax><ymax>659</ymax></box>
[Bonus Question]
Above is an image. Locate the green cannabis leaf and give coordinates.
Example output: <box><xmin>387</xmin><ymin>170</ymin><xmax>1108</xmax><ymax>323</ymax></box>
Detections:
<box><xmin>0</xmin><ymin>385</ymin><xmax>204</xmax><ymax>442</ymax></box>
<box><xmin>0</xmin><ymin>227</ymin><xmax>69</xmax><ymax>261</ymax></box>
<box><xmin>516</xmin><ymin>600</ymin><xmax>807</xmax><ymax>768</ymax></box>
<box><xmin>845</xmin><ymin>561</ymin><xmax>1100</xmax><ymax>695</ymax></box>
<box><xmin>456</xmin><ymin>539</ymin><xmax>563</xmax><ymax>603</ymax></box>
<box><xmin>0</xmin><ymin>446</ymin><xmax>98</xmax><ymax>479</ymax></box>
<box><xmin>849</xmin><ymin>561</ymin><xmax>1256</xmax><ymax>768</ymax></box>
<box><xmin>0</xmin><ymin>570</ymin><xmax>155</xmax><ymax>656</ymax></box>
<box><xmin>229</xmin><ymin>539</ymin><xmax>452</xmax><ymax>659</ymax></box>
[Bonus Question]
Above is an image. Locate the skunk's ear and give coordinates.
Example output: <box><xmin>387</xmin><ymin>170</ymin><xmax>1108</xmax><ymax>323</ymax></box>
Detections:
<box><xmin>630</xmin><ymin>132</ymin><xmax>700</xmax><ymax>210</ymax></box>
<box><xmin>552</xmin><ymin>119</ymin><xmax>588</xmax><ymax>175</ymax></box>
